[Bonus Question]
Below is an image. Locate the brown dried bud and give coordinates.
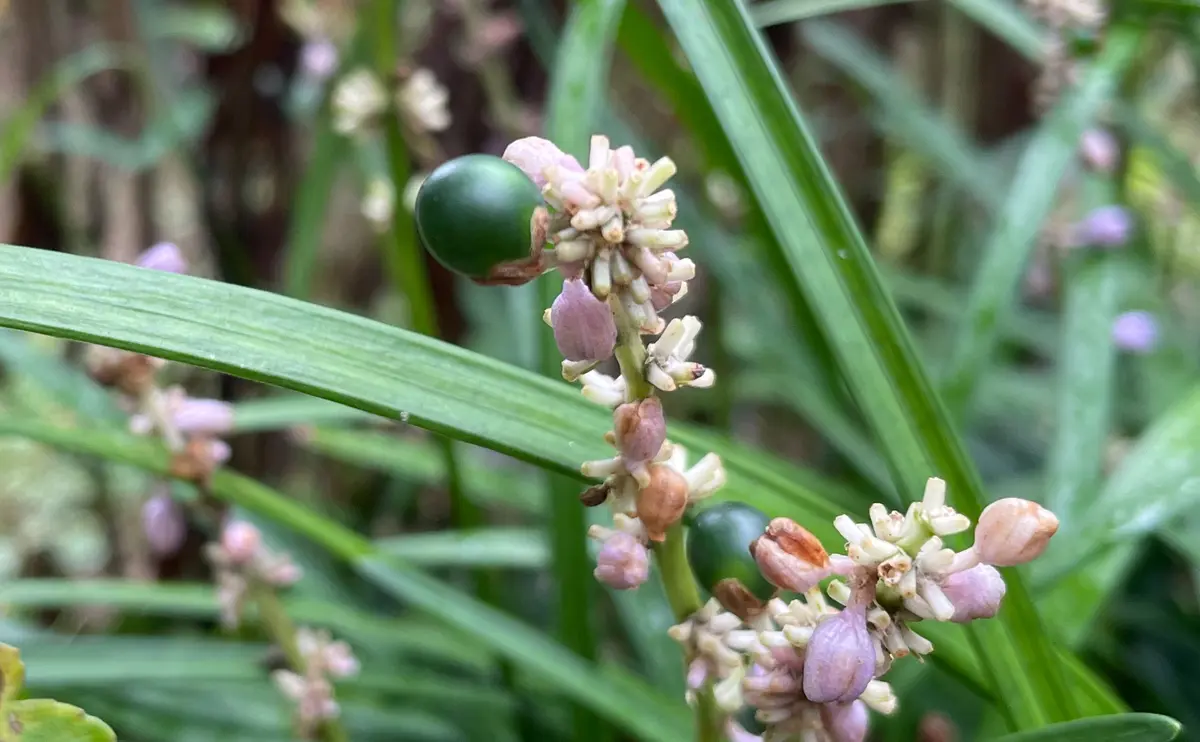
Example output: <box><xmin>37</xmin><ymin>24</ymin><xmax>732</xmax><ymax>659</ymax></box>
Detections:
<box><xmin>973</xmin><ymin>498</ymin><xmax>1059</xmax><ymax>567</ymax></box>
<box><xmin>636</xmin><ymin>464</ymin><xmax>689</xmax><ymax>542</ymax></box>
<box><xmin>579</xmin><ymin>482</ymin><xmax>611</xmax><ymax>507</ymax></box>
<box><xmin>86</xmin><ymin>347</ymin><xmax>163</xmax><ymax>396</ymax></box>
<box><xmin>612</xmin><ymin>398</ymin><xmax>666</xmax><ymax>465</ymax></box>
<box><xmin>713</xmin><ymin>578</ymin><xmax>767</xmax><ymax>621</ymax></box>
<box><xmin>750</xmin><ymin>517</ymin><xmax>831</xmax><ymax>593</ymax></box>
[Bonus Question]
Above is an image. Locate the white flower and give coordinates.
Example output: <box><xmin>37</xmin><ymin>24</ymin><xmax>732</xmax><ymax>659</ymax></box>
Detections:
<box><xmin>361</xmin><ymin>177</ymin><xmax>395</xmax><ymax>231</ymax></box>
<box><xmin>645</xmin><ymin>316</ymin><xmax>715</xmax><ymax>392</ymax></box>
<box><xmin>332</xmin><ymin>68</ymin><xmax>387</xmax><ymax>135</ymax></box>
<box><xmin>397</xmin><ymin>68</ymin><xmax>450</xmax><ymax>133</ymax></box>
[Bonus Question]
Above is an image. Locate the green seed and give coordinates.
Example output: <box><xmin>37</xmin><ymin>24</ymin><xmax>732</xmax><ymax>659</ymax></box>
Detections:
<box><xmin>415</xmin><ymin>154</ymin><xmax>547</xmax><ymax>285</ymax></box>
<box><xmin>687</xmin><ymin>502</ymin><xmax>775</xmax><ymax>605</ymax></box>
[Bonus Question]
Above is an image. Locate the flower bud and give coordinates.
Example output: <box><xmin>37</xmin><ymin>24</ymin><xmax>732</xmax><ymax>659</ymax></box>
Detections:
<box><xmin>612</xmin><ymin>398</ymin><xmax>666</xmax><ymax>465</ymax></box>
<box><xmin>1079</xmin><ymin>128</ymin><xmax>1119</xmax><ymax>173</ymax></box>
<box><xmin>173</xmin><ymin>397</ymin><xmax>235</xmax><ymax>435</ymax></box>
<box><xmin>552</xmin><ymin>278</ymin><xmax>617</xmax><ymax>363</ymax></box>
<box><xmin>802</xmin><ymin>605</ymin><xmax>875</xmax><ymax>704</ymax></box>
<box><xmin>1112</xmin><ymin>310</ymin><xmax>1158</xmax><ymax>353</ymax></box>
<box><xmin>820</xmin><ymin>700</ymin><xmax>869</xmax><ymax>742</ymax></box>
<box><xmin>221</xmin><ymin>521</ymin><xmax>262</xmax><ymax>565</ymax></box>
<box><xmin>636</xmin><ymin>464</ymin><xmax>689</xmax><ymax>542</ymax></box>
<box><xmin>502</xmin><ymin>136</ymin><xmax>584</xmax><ymax>190</ymax></box>
<box><xmin>973</xmin><ymin>498</ymin><xmax>1059</xmax><ymax>567</ymax></box>
<box><xmin>142</xmin><ymin>490</ymin><xmax>186</xmax><ymax>557</ymax></box>
<box><xmin>750</xmin><ymin>517</ymin><xmax>831</xmax><ymax>594</ymax></box>
<box><xmin>650</xmin><ymin>281</ymin><xmax>683</xmax><ymax>311</ymax></box>
<box><xmin>135</xmin><ymin>242</ymin><xmax>188</xmax><ymax>274</ymax></box>
<box><xmin>940</xmin><ymin>564</ymin><xmax>1006</xmax><ymax>622</ymax></box>
<box><xmin>1069</xmin><ymin>205</ymin><xmax>1133</xmax><ymax>248</ymax></box>
<box><xmin>300</xmin><ymin>39</ymin><xmax>339</xmax><ymax>81</ymax></box>
<box><xmin>593</xmin><ymin>531</ymin><xmax>649</xmax><ymax>590</ymax></box>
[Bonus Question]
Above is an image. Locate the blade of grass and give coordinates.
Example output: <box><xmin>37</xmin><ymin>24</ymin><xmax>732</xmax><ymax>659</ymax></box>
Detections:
<box><xmin>376</xmin><ymin>528</ymin><xmax>548</xmax><ymax>568</ymax></box>
<box><xmin>0</xmin><ymin>419</ymin><xmax>691</xmax><ymax>741</ymax></box>
<box><xmin>544</xmin><ymin>4</ymin><xmax>636</xmax><ymax>739</ymax></box>
<box><xmin>989</xmin><ymin>714</ymin><xmax>1181</xmax><ymax>742</ymax></box>
<box><xmin>940</xmin><ymin>30</ymin><xmax>1141</xmax><ymax>415</ymax></box>
<box><xmin>751</xmin><ymin>0</ymin><xmax>913</xmax><ymax>25</ymax></box>
<box><xmin>652</xmin><ymin>0</ymin><xmax>1100</xmax><ymax>728</ymax></box>
<box><xmin>281</xmin><ymin>112</ymin><xmax>348</xmax><ymax>298</ymax></box>
<box><xmin>947</xmin><ymin>0</ymin><xmax>1046</xmax><ymax>61</ymax></box>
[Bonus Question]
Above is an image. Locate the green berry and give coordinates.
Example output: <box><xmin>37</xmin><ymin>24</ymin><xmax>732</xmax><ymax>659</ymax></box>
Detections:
<box><xmin>415</xmin><ymin>154</ymin><xmax>548</xmax><ymax>285</ymax></box>
<box><xmin>687</xmin><ymin>502</ymin><xmax>775</xmax><ymax>610</ymax></box>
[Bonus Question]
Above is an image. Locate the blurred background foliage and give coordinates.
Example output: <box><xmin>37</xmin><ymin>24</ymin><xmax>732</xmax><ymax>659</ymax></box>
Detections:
<box><xmin>0</xmin><ymin>0</ymin><xmax>1198</xmax><ymax>740</ymax></box>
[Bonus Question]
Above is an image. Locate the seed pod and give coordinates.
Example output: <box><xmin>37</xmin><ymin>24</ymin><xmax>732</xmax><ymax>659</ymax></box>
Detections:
<box><xmin>415</xmin><ymin>154</ymin><xmax>548</xmax><ymax>285</ymax></box>
<box><xmin>613</xmin><ymin>398</ymin><xmax>666</xmax><ymax>464</ymax></box>
<box><xmin>552</xmin><ymin>278</ymin><xmax>617</xmax><ymax>362</ymax></box>
<box><xmin>803</xmin><ymin>605</ymin><xmax>875</xmax><ymax>703</ymax></box>
<box><xmin>973</xmin><ymin>498</ymin><xmax>1059</xmax><ymax>567</ymax></box>
<box><xmin>687</xmin><ymin>502</ymin><xmax>775</xmax><ymax>616</ymax></box>
<box><xmin>750</xmin><ymin>517</ymin><xmax>831</xmax><ymax>594</ymax></box>
<box><xmin>940</xmin><ymin>564</ymin><xmax>1006</xmax><ymax>622</ymax></box>
<box><xmin>636</xmin><ymin>464</ymin><xmax>689</xmax><ymax>542</ymax></box>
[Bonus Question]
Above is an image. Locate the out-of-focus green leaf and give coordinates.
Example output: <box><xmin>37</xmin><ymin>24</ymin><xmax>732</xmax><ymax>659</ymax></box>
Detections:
<box><xmin>282</xmin><ymin>112</ymin><xmax>349</xmax><ymax>298</ymax></box>
<box><xmin>652</xmin><ymin>0</ymin><xmax>1091</xmax><ymax>728</ymax></box>
<box><xmin>801</xmin><ymin>21</ymin><xmax>1003</xmax><ymax>211</ymax></box>
<box><xmin>0</xmin><ymin>699</ymin><xmax>115</xmax><ymax>742</ymax></box>
<box><xmin>0</xmin><ymin>420</ymin><xmax>689</xmax><ymax>741</ymax></box>
<box><xmin>141</xmin><ymin>4</ymin><xmax>244</xmax><ymax>50</ymax></box>
<box><xmin>990</xmin><ymin>714</ymin><xmax>1181</xmax><ymax>742</ymax></box>
<box><xmin>232</xmin><ymin>396</ymin><xmax>378</xmax><ymax>432</ymax></box>
<box><xmin>941</xmin><ymin>30</ymin><xmax>1141</xmax><ymax>414</ymax></box>
<box><xmin>377</xmin><ymin>528</ymin><xmax>547</xmax><ymax>568</ymax></box>
<box><xmin>948</xmin><ymin>0</ymin><xmax>1045</xmax><ymax>60</ymax></box>
<box><xmin>752</xmin><ymin>0</ymin><xmax>912</xmax><ymax>25</ymax></box>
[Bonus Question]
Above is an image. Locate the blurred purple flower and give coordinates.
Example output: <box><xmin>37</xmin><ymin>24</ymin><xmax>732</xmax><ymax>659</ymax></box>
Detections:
<box><xmin>1112</xmin><ymin>311</ymin><xmax>1159</xmax><ymax>353</ymax></box>
<box><xmin>1079</xmin><ymin>128</ymin><xmax>1119</xmax><ymax>173</ymax></box>
<box><xmin>142</xmin><ymin>490</ymin><xmax>186</xmax><ymax>557</ymax></box>
<box><xmin>300</xmin><ymin>39</ymin><xmax>338</xmax><ymax>81</ymax></box>
<box><xmin>1068</xmin><ymin>205</ymin><xmax>1133</xmax><ymax>248</ymax></box>
<box><xmin>135</xmin><ymin>242</ymin><xmax>187</xmax><ymax>273</ymax></box>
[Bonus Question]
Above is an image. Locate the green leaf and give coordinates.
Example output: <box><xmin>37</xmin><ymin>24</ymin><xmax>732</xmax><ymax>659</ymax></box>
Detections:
<box><xmin>0</xmin><ymin>421</ymin><xmax>689</xmax><ymax>741</ymax></box>
<box><xmin>376</xmin><ymin>528</ymin><xmax>548</xmax><ymax>568</ymax></box>
<box><xmin>990</xmin><ymin>714</ymin><xmax>1182</xmax><ymax>742</ymax></box>
<box><xmin>141</xmin><ymin>4</ymin><xmax>244</xmax><ymax>51</ymax></box>
<box><xmin>941</xmin><ymin>30</ymin><xmax>1141</xmax><ymax>414</ymax></box>
<box><xmin>282</xmin><ymin>112</ymin><xmax>349</xmax><ymax>298</ymax></box>
<box><xmin>0</xmin><ymin>645</ymin><xmax>115</xmax><ymax>742</ymax></box>
<box><xmin>1</xmin><ymin>700</ymin><xmax>116</xmax><ymax>742</ymax></box>
<box><xmin>651</xmin><ymin>0</ymin><xmax>1097</xmax><ymax>729</ymax></box>
<box><xmin>232</xmin><ymin>396</ymin><xmax>378</xmax><ymax>432</ymax></box>
<box><xmin>800</xmin><ymin>21</ymin><xmax>1003</xmax><ymax>211</ymax></box>
<box><xmin>948</xmin><ymin>0</ymin><xmax>1046</xmax><ymax>60</ymax></box>
<box><xmin>751</xmin><ymin>0</ymin><xmax>913</xmax><ymax>25</ymax></box>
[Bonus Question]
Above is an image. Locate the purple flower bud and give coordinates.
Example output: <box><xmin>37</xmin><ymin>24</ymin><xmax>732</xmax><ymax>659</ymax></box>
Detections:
<box><xmin>973</xmin><ymin>498</ymin><xmax>1058</xmax><ymax>567</ymax></box>
<box><xmin>1112</xmin><ymin>311</ymin><xmax>1159</xmax><ymax>353</ymax></box>
<box><xmin>940</xmin><ymin>564</ymin><xmax>1006</xmax><ymax>622</ymax></box>
<box><xmin>820</xmin><ymin>700</ymin><xmax>869</xmax><ymax>742</ymax></box>
<box><xmin>135</xmin><ymin>242</ymin><xmax>188</xmax><ymax>273</ymax></box>
<box><xmin>142</xmin><ymin>491</ymin><xmax>186</xmax><ymax>557</ymax></box>
<box><xmin>502</xmin><ymin>136</ymin><xmax>584</xmax><ymax>190</ymax></box>
<box><xmin>552</xmin><ymin>278</ymin><xmax>617</xmax><ymax>363</ymax></box>
<box><xmin>802</xmin><ymin>605</ymin><xmax>875</xmax><ymax>704</ymax></box>
<box><xmin>1079</xmin><ymin>128</ymin><xmax>1119</xmax><ymax>173</ymax></box>
<box><xmin>686</xmin><ymin>658</ymin><xmax>710</xmax><ymax>690</ymax></box>
<box><xmin>173</xmin><ymin>398</ymin><xmax>235</xmax><ymax>435</ymax></box>
<box><xmin>593</xmin><ymin>532</ymin><xmax>649</xmax><ymax>590</ymax></box>
<box><xmin>1069</xmin><ymin>205</ymin><xmax>1133</xmax><ymax>248</ymax></box>
<box><xmin>612</xmin><ymin>398</ymin><xmax>666</xmax><ymax>464</ymax></box>
<box><xmin>300</xmin><ymin>39</ymin><xmax>339</xmax><ymax>81</ymax></box>
<box><xmin>221</xmin><ymin>521</ymin><xmax>262</xmax><ymax>565</ymax></box>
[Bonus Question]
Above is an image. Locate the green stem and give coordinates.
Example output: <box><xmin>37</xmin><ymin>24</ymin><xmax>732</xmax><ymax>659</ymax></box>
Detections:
<box><xmin>612</xmin><ymin>307</ymin><xmax>721</xmax><ymax>742</ymax></box>
<box><xmin>254</xmin><ymin>584</ymin><xmax>350</xmax><ymax>742</ymax></box>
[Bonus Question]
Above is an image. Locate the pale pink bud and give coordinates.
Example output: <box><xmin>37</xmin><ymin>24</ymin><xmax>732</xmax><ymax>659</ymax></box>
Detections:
<box><xmin>612</xmin><ymin>398</ymin><xmax>666</xmax><ymax>464</ymax></box>
<box><xmin>593</xmin><ymin>532</ymin><xmax>649</xmax><ymax>590</ymax></box>
<box><xmin>221</xmin><ymin>521</ymin><xmax>262</xmax><ymax>564</ymax></box>
<box><xmin>173</xmin><ymin>398</ymin><xmax>235</xmax><ymax>435</ymax></box>
<box><xmin>686</xmin><ymin>658</ymin><xmax>710</xmax><ymax>690</ymax></box>
<box><xmin>941</xmin><ymin>564</ymin><xmax>1006</xmax><ymax>622</ymax></box>
<box><xmin>1112</xmin><ymin>311</ymin><xmax>1159</xmax><ymax>353</ymax></box>
<box><xmin>142</xmin><ymin>491</ymin><xmax>186</xmax><ymax>557</ymax></box>
<box><xmin>750</xmin><ymin>517</ymin><xmax>831</xmax><ymax>594</ymax></box>
<box><xmin>803</xmin><ymin>605</ymin><xmax>875</xmax><ymax>703</ymax></box>
<box><xmin>821</xmin><ymin>700</ymin><xmax>869</xmax><ymax>742</ymax></box>
<box><xmin>300</xmin><ymin>39</ymin><xmax>338</xmax><ymax>80</ymax></box>
<box><xmin>262</xmin><ymin>554</ymin><xmax>303</xmax><ymax>586</ymax></box>
<box><xmin>1068</xmin><ymin>205</ymin><xmax>1133</xmax><ymax>248</ymax></box>
<box><xmin>1079</xmin><ymin>128</ymin><xmax>1119</xmax><ymax>173</ymax></box>
<box><xmin>649</xmin><ymin>281</ymin><xmax>683</xmax><ymax>311</ymax></box>
<box><xmin>552</xmin><ymin>278</ymin><xmax>617</xmax><ymax>362</ymax></box>
<box><xmin>136</xmin><ymin>242</ymin><xmax>187</xmax><ymax>273</ymax></box>
<box><xmin>205</xmin><ymin>439</ymin><xmax>232</xmax><ymax>465</ymax></box>
<box><xmin>974</xmin><ymin>498</ymin><xmax>1059</xmax><ymax>567</ymax></box>
<box><xmin>323</xmin><ymin>641</ymin><xmax>361</xmax><ymax>678</ymax></box>
<box><xmin>503</xmin><ymin>136</ymin><xmax>583</xmax><ymax>189</ymax></box>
